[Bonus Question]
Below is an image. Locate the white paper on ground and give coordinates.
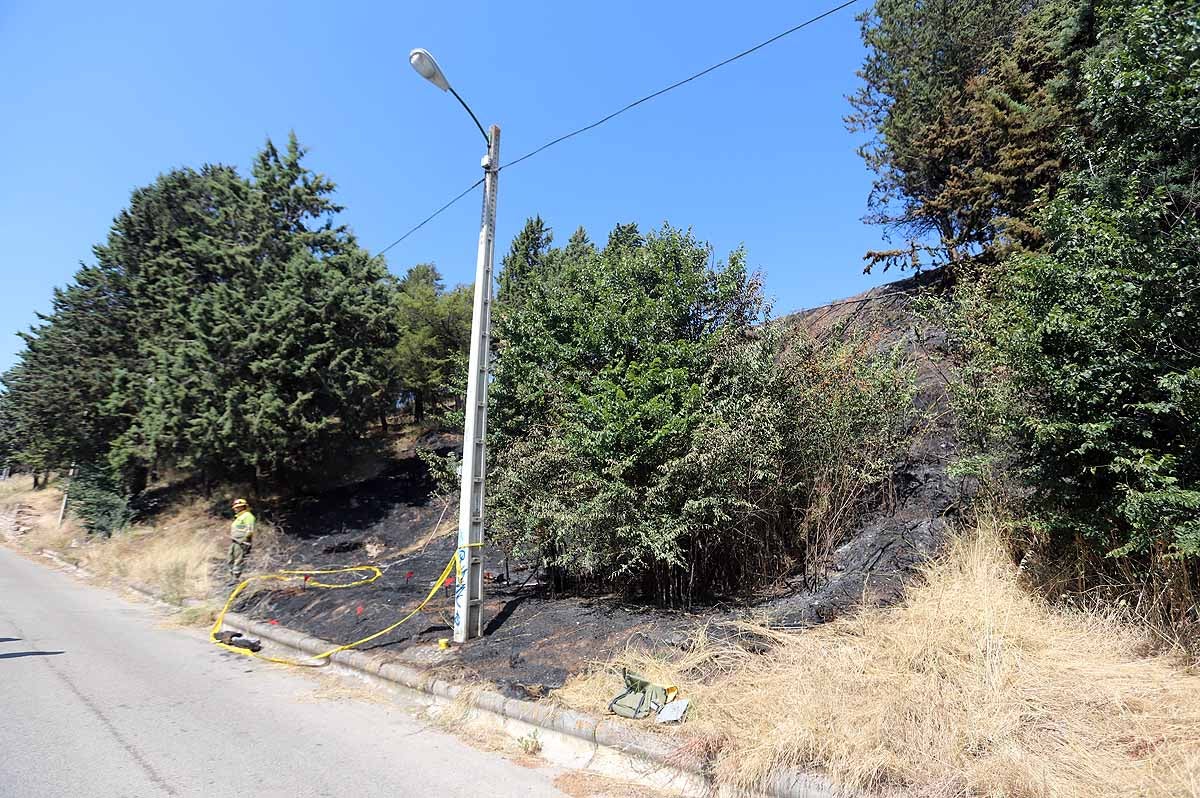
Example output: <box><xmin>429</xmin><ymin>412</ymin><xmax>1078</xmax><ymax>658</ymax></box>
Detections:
<box><xmin>655</xmin><ymin>698</ymin><xmax>690</xmax><ymax>724</ymax></box>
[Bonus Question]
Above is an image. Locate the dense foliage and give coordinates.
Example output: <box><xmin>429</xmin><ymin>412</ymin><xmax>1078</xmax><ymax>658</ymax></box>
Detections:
<box><xmin>390</xmin><ymin>264</ymin><xmax>472</xmax><ymax>425</ymax></box>
<box><xmin>2</xmin><ymin>135</ymin><xmax>405</xmax><ymax>491</ymax></box>
<box><xmin>1004</xmin><ymin>1</ymin><xmax>1200</xmax><ymax>562</ymax></box>
<box><xmin>488</xmin><ymin>220</ymin><xmax>916</xmax><ymax>603</ymax></box>
<box><xmin>849</xmin><ymin>0</ymin><xmax>1088</xmax><ymax>270</ymax></box>
<box><xmin>857</xmin><ymin>0</ymin><xmax>1199</xmax><ymax>629</ymax></box>
<box><xmin>67</xmin><ymin>465</ymin><xmax>134</xmax><ymax>537</ymax></box>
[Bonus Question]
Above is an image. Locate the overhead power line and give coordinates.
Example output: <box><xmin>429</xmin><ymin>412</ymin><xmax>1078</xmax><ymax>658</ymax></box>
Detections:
<box><xmin>501</xmin><ymin>0</ymin><xmax>861</xmax><ymax>171</ymax></box>
<box><xmin>377</xmin><ymin>177</ymin><xmax>484</xmax><ymax>256</ymax></box>
<box><xmin>379</xmin><ymin>0</ymin><xmax>861</xmax><ymax>256</ymax></box>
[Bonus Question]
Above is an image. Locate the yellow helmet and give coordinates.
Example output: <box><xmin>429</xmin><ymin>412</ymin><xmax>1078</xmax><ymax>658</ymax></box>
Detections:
<box><xmin>232</xmin><ymin>498</ymin><xmax>249</xmax><ymax>512</ymax></box>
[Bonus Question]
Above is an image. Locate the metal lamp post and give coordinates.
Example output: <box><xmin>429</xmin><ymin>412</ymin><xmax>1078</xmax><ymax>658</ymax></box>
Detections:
<box><xmin>409</xmin><ymin>48</ymin><xmax>499</xmax><ymax>643</ymax></box>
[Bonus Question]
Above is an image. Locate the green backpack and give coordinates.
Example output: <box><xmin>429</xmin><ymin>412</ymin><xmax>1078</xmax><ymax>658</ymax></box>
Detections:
<box><xmin>608</xmin><ymin>669</ymin><xmax>678</xmax><ymax>719</ymax></box>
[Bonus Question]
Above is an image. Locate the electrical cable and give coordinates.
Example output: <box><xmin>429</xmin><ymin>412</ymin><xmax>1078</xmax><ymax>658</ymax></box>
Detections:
<box><xmin>375</xmin><ymin>0</ymin><xmax>860</xmax><ymax>255</ymax></box>
<box><xmin>500</xmin><ymin>0</ymin><xmax>861</xmax><ymax>172</ymax></box>
<box><xmin>376</xmin><ymin>177</ymin><xmax>485</xmax><ymax>257</ymax></box>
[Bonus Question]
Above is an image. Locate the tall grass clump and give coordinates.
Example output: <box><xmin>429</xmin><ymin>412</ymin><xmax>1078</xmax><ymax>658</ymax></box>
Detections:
<box><xmin>81</xmin><ymin>498</ymin><xmax>223</xmax><ymax>604</ymax></box>
<box><xmin>559</xmin><ymin>515</ymin><xmax>1200</xmax><ymax>797</ymax></box>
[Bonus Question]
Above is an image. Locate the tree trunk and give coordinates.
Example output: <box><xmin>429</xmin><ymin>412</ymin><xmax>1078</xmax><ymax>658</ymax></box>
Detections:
<box><xmin>127</xmin><ymin>465</ymin><xmax>148</xmax><ymax>495</ymax></box>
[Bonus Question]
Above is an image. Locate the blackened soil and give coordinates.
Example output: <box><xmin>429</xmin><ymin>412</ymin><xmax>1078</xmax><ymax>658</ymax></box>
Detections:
<box><xmin>764</xmin><ymin>269</ymin><xmax>963</xmax><ymax>626</ymax></box>
<box><xmin>233</xmin><ymin>432</ymin><xmax>694</xmax><ymax>699</ymax></box>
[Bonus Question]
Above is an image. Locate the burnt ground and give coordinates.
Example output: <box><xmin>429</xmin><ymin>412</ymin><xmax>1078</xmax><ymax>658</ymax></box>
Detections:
<box><xmin>224</xmin><ymin>269</ymin><xmax>962</xmax><ymax>698</ymax></box>
<box><xmin>763</xmin><ymin>268</ymin><xmax>965</xmax><ymax>626</ymax></box>
<box><xmin>232</xmin><ymin>432</ymin><xmax>696</xmax><ymax>699</ymax></box>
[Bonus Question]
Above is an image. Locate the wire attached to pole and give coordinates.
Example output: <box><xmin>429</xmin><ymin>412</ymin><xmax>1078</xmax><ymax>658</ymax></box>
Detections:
<box><xmin>500</xmin><ymin>0</ymin><xmax>861</xmax><ymax>172</ymax></box>
<box><xmin>377</xmin><ymin>0</ymin><xmax>860</xmax><ymax>257</ymax></box>
<box><xmin>376</xmin><ymin>177</ymin><xmax>485</xmax><ymax>257</ymax></box>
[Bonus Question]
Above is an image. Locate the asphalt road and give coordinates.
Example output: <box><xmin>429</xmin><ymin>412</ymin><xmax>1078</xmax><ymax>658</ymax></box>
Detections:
<box><xmin>0</xmin><ymin>545</ymin><xmax>569</xmax><ymax>797</ymax></box>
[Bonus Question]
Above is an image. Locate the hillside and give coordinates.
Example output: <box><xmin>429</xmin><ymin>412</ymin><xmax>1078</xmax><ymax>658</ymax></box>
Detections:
<box><xmin>765</xmin><ymin>269</ymin><xmax>960</xmax><ymax>625</ymax></box>
<box><xmin>6</xmin><ymin>270</ymin><xmax>1198</xmax><ymax>796</ymax></box>
<box><xmin>227</xmin><ymin>271</ymin><xmax>961</xmax><ymax>694</ymax></box>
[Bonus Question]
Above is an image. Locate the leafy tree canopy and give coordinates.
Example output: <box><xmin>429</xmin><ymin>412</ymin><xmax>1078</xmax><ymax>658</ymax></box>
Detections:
<box><xmin>6</xmin><ymin>133</ymin><xmax>401</xmax><ymax>490</ymax></box>
<box><xmin>488</xmin><ymin>219</ymin><xmax>916</xmax><ymax>603</ymax></box>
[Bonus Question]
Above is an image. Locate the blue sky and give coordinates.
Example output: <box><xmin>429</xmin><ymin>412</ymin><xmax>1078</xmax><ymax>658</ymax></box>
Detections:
<box><xmin>0</xmin><ymin>1</ymin><xmax>898</xmax><ymax>374</ymax></box>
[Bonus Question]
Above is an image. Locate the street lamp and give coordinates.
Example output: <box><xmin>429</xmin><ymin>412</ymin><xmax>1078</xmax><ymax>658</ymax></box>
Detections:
<box><xmin>409</xmin><ymin>48</ymin><xmax>500</xmax><ymax>644</ymax></box>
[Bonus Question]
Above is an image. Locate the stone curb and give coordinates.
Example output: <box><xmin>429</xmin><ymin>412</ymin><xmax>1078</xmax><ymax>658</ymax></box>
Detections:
<box><xmin>221</xmin><ymin>611</ymin><xmax>846</xmax><ymax>798</ymax></box>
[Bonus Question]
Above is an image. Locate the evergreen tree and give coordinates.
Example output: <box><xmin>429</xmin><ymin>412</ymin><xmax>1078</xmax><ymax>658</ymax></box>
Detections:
<box><xmin>3</xmin><ymin>261</ymin><xmax>136</xmax><ymax>475</ymax></box>
<box><xmin>148</xmin><ymin>135</ymin><xmax>399</xmax><ymax>483</ymax></box>
<box><xmin>563</xmin><ymin>226</ymin><xmax>595</xmax><ymax>262</ymax></box>
<box><xmin>847</xmin><ymin>0</ymin><xmax>1086</xmax><ymax>271</ymax></box>
<box><xmin>391</xmin><ymin>264</ymin><xmax>472</xmax><ymax>423</ymax></box>
<box><xmin>4</xmin><ymin>133</ymin><xmax>402</xmax><ymax>491</ymax></box>
<box><xmin>998</xmin><ymin>0</ymin><xmax>1200</xmax><ymax>562</ymax></box>
<box><xmin>497</xmin><ymin>215</ymin><xmax>552</xmax><ymax>300</ymax></box>
<box><xmin>0</xmin><ymin>381</ymin><xmax>24</xmax><ymax>467</ymax></box>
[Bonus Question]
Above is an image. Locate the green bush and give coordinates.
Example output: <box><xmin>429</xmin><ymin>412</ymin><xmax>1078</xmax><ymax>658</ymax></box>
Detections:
<box><xmin>68</xmin><ymin>465</ymin><xmax>133</xmax><ymax>537</ymax></box>
<box><xmin>909</xmin><ymin>0</ymin><xmax>1200</xmax><ymax>638</ymax></box>
<box><xmin>487</xmin><ymin>221</ymin><xmax>917</xmax><ymax>603</ymax></box>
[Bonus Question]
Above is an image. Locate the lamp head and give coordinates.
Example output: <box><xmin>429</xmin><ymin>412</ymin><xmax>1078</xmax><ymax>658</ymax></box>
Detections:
<box><xmin>409</xmin><ymin>48</ymin><xmax>451</xmax><ymax>92</ymax></box>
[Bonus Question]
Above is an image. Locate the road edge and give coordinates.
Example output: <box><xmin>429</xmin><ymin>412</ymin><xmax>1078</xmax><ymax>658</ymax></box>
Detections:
<box><xmin>20</xmin><ymin>542</ymin><xmax>846</xmax><ymax>798</ymax></box>
<box><xmin>221</xmin><ymin>611</ymin><xmax>847</xmax><ymax>798</ymax></box>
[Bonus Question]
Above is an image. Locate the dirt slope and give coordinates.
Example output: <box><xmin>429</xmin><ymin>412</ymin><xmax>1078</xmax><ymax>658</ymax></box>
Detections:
<box><xmin>234</xmin><ymin>270</ymin><xmax>958</xmax><ymax>694</ymax></box>
<box><xmin>763</xmin><ymin>269</ymin><xmax>962</xmax><ymax>626</ymax></box>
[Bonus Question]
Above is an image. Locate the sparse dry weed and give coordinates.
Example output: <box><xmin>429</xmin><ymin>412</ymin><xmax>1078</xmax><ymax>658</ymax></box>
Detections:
<box><xmin>0</xmin><ymin>476</ymin><xmax>83</xmax><ymax>556</ymax></box>
<box><xmin>0</xmin><ymin>473</ymin><xmax>39</xmax><ymax>501</ymax></box>
<box><xmin>393</xmin><ymin>500</ymin><xmax>456</xmax><ymax>558</ymax></box>
<box><xmin>553</xmin><ymin>771</ymin><xmax>679</xmax><ymax>798</ymax></box>
<box><xmin>559</xmin><ymin>516</ymin><xmax>1200</xmax><ymax>797</ymax></box>
<box><xmin>296</xmin><ymin>671</ymin><xmax>392</xmax><ymax>706</ymax></box>
<box><xmin>80</xmin><ymin>498</ymin><xmax>223</xmax><ymax>604</ymax></box>
<box><xmin>160</xmin><ymin>602</ymin><xmax>221</xmax><ymax>628</ymax></box>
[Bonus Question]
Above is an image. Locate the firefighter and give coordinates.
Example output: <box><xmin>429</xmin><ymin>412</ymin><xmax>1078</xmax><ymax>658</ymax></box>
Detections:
<box><xmin>228</xmin><ymin>498</ymin><xmax>256</xmax><ymax>582</ymax></box>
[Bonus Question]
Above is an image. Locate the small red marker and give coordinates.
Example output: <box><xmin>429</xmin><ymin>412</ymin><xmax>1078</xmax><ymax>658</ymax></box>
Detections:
<box><xmin>269</xmin><ymin>619</ymin><xmax>279</xmax><ymax>625</ymax></box>
<box><xmin>356</xmin><ymin>604</ymin><xmax>364</xmax><ymax>616</ymax></box>
<box><xmin>405</xmin><ymin>571</ymin><xmax>414</xmax><ymax>584</ymax></box>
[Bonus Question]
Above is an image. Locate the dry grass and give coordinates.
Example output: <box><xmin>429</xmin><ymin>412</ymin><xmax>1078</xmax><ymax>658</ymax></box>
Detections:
<box><xmin>0</xmin><ymin>473</ymin><xmax>39</xmax><ymax>501</ymax></box>
<box><xmin>552</xmin><ymin>772</ymin><xmax>679</xmax><ymax>798</ymax></box>
<box><xmin>0</xmin><ymin>475</ymin><xmax>83</xmax><ymax>556</ymax></box>
<box><xmin>158</xmin><ymin>602</ymin><xmax>221</xmax><ymax>629</ymax></box>
<box><xmin>78</xmin><ymin>498</ymin><xmax>224</xmax><ymax>604</ymax></box>
<box><xmin>295</xmin><ymin>671</ymin><xmax>392</xmax><ymax>706</ymax></box>
<box><xmin>0</xmin><ymin>477</ymin><xmax>226</xmax><ymax>601</ymax></box>
<box><xmin>558</xmin><ymin>516</ymin><xmax>1200</xmax><ymax>798</ymax></box>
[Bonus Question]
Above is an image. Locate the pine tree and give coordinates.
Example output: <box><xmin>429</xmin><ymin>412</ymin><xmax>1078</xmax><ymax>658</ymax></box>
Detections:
<box><xmin>5</xmin><ymin>133</ymin><xmax>402</xmax><ymax>491</ymax></box>
<box><xmin>846</xmin><ymin>0</ymin><xmax>1081</xmax><ymax>271</ymax></box>
<box><xmin>497</xmin><ymin>215</ymin><xmax>553</xmax><ymax>301</ymax></box>
<box><xmin>390</xmin><ymin>264</ymin><xmax>471</xmax><ymax>424</ymax></box>
<box><xmin>3</xmin><ymin>261</ymin><xmax>137</xmax><ymax>476</ymax></box>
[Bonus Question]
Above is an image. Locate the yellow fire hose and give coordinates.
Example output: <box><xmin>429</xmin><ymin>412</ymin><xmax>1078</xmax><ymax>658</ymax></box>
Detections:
<box><xmin>210</xmin><ymin>545</ymin><xmax>475</xmax><ymax>666</ymax></box>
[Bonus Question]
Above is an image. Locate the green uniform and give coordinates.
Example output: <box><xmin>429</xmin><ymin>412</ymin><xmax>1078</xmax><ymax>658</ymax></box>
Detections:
<box><xmin>228</xmin><ymin>510</ymin><xmax>256</xmax><ymax>580</ymax></box>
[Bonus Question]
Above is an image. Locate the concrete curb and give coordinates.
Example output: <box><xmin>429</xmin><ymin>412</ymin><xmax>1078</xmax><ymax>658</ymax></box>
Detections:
<box><xmin>221</xmin><ymin>611</ymin><xmax>847</xmax><ymax>798</ymax></box>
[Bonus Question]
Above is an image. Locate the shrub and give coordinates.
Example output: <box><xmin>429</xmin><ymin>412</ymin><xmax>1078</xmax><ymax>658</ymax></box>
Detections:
<box><xmin>487</xmin><ymin>221</ymin><xmax>917</xmax><ymax>603</ymax></box>
<box><xmin>68</xmin><ymin>465</ymin><xmax>133</xmax><ymax>537</ymax></box>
